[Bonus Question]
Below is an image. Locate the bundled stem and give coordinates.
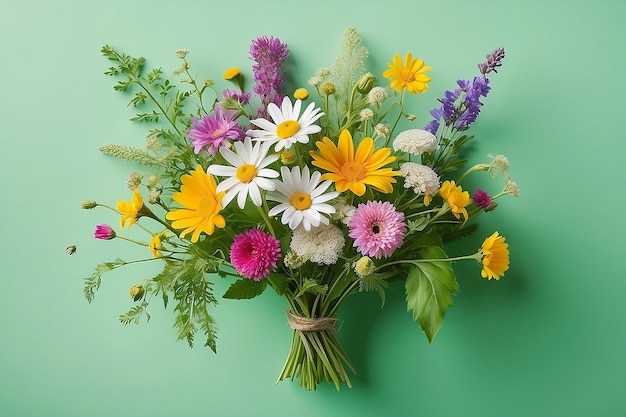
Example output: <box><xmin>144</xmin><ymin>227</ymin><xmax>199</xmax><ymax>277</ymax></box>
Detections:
<box><xmin>277</xmin><ymin>310</ymin><xmax>355</xmax><ymax>390</ymax></box>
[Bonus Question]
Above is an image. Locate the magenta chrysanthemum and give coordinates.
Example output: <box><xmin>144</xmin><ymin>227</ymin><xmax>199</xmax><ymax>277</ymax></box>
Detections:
<box><xmin>348</xmin><ymin>201</ymin><xmax>406</xmax><ymax>258</ymax></box>
<box><xmin>473</xmin><ymin>188</ymin><xmax>492</xmax><ymax>209</ymax></box>
<box><xmin>94</xmin><ymin>224</ymin><xmax>116</xmax><ymax>240</ymax></box>
<box><xmin>188</xmin><ymin>106</ymin><xmax>245</xmax><ymax>155</ymax></box>
<box><xmin>230</xmin><ymin>229</ymin><xmax>282</xmax><ymax>281</ymax></box>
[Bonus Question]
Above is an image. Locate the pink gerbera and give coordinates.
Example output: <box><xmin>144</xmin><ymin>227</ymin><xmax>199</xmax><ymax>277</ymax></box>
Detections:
<box><xmin>188</xmin><ymin>106</ymin><xmax>245</xmax><ymax>155</ymax></box>
<box><xmin>348</xmin><ymin>201</ymin><xmax>406</xmax><ymax>258</ymax></box>
<box><xmin>230</xmin><ymin>229</ymin><xmax>282</xmax><ymax>281</ymax></box>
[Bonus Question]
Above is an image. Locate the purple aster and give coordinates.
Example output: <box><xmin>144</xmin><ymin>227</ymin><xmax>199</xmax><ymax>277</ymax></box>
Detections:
<box><xmin>472</xmin><ymin>189</ymin><xmax>492</xmax><ymax>209</ymax></box>
<box><xmin>348</xmin><ymin>201</ymin><xmax>406</xmax><ymax>259</ymax></box>
<box><xmin>249</xmin><ymin>36</ymin><xmax>289</xmax><ymax>119</ymax></box>
<box><xmin>188</xmin><ymin>106</ymin><xmax>245</xmax><ymax>155</ymax></box>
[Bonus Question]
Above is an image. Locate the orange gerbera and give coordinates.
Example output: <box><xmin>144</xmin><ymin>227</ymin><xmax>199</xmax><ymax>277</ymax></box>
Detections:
<box><xmin>310</xmin><ymin>129</ymin><xmax>399</xmax><ymax>196</ymax></box>
<box><xmin>439</xmin><ymin>180</ymin><xmax>471</xmax><ymax>222</ymax></box>
<box><xmin>480</xmin><ymin>232</ymin><xmax>510</xmax><ymax>280</ymax></box>
<box><xmin>117</xmin><ymin>187</ymin><xmax>144</xmax><ymax>229</ymax></box>
<box><xmin>383</xmin><ymin>53</ymin><xmax>431</xmax><ymax>94</ymax></box>
<box><xmin>165</xmin><ymin>165</ymin><xmax>226</xmax><ymax>243</ymax></box>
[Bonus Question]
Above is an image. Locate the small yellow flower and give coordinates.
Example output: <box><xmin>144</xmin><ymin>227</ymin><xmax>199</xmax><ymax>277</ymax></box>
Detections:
<box><xmin>439</xmin><ymin>180</ymin><xmax>470</xmax><ymax>222</ymax></box>
<box><xmin>223</xmin><ymin>67</ymin><xmax>241</xmax><ymax>80</ymax></box>
<box><xmin>310</xmin><ymin>130</ymin><xmax>400</xmax><ymax>196</ymax></box>
<box><xmin>321</xmin><ymin>82</ymin><xmax>336</xmax><ymax>96</ymax></box>
<box><xmin>293</xmin><ymin>88</ymin><xmax>309</xmax><ymax>100</ymax></box>
<box><xmin>480</xmin><ymin>232</ymin><xmax>510</xmax><ymax>280</ymax></box>
<box><xmin>149</xmin><ymin>232</ymin><xmax>167</xmax><ymax>258</ymax></box>
<box><xmin>354</xmin><ymin>256</ymin><xmax>376</xmax><ymax>278</ymax></box>
<box><xmin>383</xmin><ymin>53</ymin><xmax>431</xmax><ymax>94</ymax></box>
<box><xmin>117</xmin><ymin>188</ymin><xmax>144</xmax><ymax>229</ymax></box>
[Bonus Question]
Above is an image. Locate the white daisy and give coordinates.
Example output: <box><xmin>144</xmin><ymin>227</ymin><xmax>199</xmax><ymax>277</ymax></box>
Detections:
<box><xmin>207</xmin><ymin>137</ymin><xmax>279</xmax><ymax>209</ymax></box>
<box><xmin>267</xmin><ymin>166</ymin><xmax>338</xmax><ymax>231</ymax></box>
<box><xmin>247</xmin><ymin>97</ymin><xmax>324</xmax><ymax>152</ymax></box>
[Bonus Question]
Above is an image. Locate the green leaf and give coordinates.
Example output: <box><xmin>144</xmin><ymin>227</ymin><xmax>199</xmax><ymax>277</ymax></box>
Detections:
<box><xmin>267</xmin><ymin>273</ymin><xmax>288</xmax><ymax>296</ymax></box>
<box><xmin>222</xmin><ymin>279</ymin><xmax>267</xmax><ymax>299</ymax></box>
<box><xmin>405</xmin><ymin>246</ymin><xmax>459</xmax><ymax>342</ymax></box>
<box><xmin>83</xmin><ymin>258</ymin><xmax>126</xmax><ymax>303</ymax></box>
<box><xmin>119</xmin><ymin>305</ymin><xmax>146</xmax><ymax>325</ymax></box>
<box><xmin>295</xmin><ymin>278</ymin><xmax>327</xmax><ymax>298</ymax></box>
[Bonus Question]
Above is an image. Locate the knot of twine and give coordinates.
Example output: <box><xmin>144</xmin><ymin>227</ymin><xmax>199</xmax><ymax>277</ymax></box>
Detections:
<box><xmin>288</xmin><ymin>311</ymin><xmax>337</xmax><ymax>332</ymax></box>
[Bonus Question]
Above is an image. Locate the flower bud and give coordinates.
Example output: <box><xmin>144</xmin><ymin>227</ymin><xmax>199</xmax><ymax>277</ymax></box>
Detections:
<box><xmin>321</xmin><ymin>82</ymin><xmax>336</xmax><ymax>96</ymax></box>
<box><xmin>354</xmin><ymin>256</ymin><xmax>376</xmax><ymax>278</ymax></box>
<box><xmin>175</xmin><ymin>49</ymin><xmax>190</xmax><ymax>59</ymax></box>
<box><xmin>204</xmin><ymin>79</ymin><xmax>215</xmax><ymax>87</ymax></box>
<box><xmin>356</xmin><ymin>72</ymin><xmax>376</xmax><ymax>94</ymax></box>
<box><xmin>280</xmin><ymin>150</ymin><xmax>296</xmax><ymax>165</ymax></box>
<box><xmin>65</xmin><ymin>245</ymin><xmax>77</xmax><ymax>255</ymax></box>
<box><xmin>223</xmin><ymin>67</ymin><xmax>241</xmax><ymax>80</ymax></box>
<box><xmin>80</xmin><ymin>200</ymin><xmax>97</xmax><ymax>209</ymax></box>
<box><xmin>293</xmin><ymin>88</ymin><xmax>309</xmax><ymax>100</ymax></box>
<box><xmin>129</xmin><ymin>285</ymin><xmax>145</xmax><ymax>302</ymax></box>
<box><xmin>94</xmin><ymin>224</ymin><xmax>116</xmax><ymax>240</ymax></box>
<box><xmin>405</xmin><ymin>113</ymin><xmax>416</xmax><ymax>121</ymax></box>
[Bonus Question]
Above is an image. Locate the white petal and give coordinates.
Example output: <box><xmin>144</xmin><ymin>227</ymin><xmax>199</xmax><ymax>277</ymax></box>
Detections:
<box><xmin>269</xmin><ymin>202</ymin><xmax>290</xmax><ymax>216</ymax></box>
<box><xmin>209</xmin><ymin>165</ymin><xmax>237</xmax><ymax>177</ymax></box>
<box><xmin>248</xmin><ymin>183</ymin><xmax>262</xmax><ymax>206</ymax></box>
<box><xmin>216</xmin><ymin>176</ymin><xmax>241</xmax><ymax>192</ymax></box>
<box><xmin>220</xmin><ymin>146</ymin><xmax>242</xmax><ymax>167</ymax></box>
<box><xmin>254</xmin><ymin>177</ymin><xmax>277</xmax><ymax>191</ymax></box>
<box><xmin>288</xmin><ymin>210</ymin><xmax>303</xmax><ymax>230</ymax></box>
<box><xmin>268</xmin><ymin>102</ymin><xmax>285</xmax><ymax>123</ymax></box>
<box><xmin>236</xmin><ymin>187</ymin><xmax>248</xmax><ymax>209</ymax></box>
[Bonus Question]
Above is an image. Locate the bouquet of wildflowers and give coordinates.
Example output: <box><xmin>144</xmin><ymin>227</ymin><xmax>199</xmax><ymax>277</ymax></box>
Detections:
<box><xmin>79</xmin><ymin>28</ymin><xmax>516</xmax><ymax>390</ymax></box>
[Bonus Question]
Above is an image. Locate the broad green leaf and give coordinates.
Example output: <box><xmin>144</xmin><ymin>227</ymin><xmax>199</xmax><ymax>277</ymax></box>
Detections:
<box><xmin>223</xmin><ymin>279</ymin><xmax>267</xmax><ymax>299</ymax></box>
<box><xmin>268</xmin><ymin>273</ymin><xmax>288</xmax><ymax>296</ymax></box>
<box><xmin>405</xmin><ymin>246</ymin><xmax>459</xmax><ymax>342</ymax></box>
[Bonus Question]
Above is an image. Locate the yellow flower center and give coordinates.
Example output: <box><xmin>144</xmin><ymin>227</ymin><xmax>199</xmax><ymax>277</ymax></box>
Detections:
<box><xmin>290</xmin><ymin>192</ymin><xmax>312</xmax><ymax>210</ymax></box>
<box><xmin>236</xmin><ymin>164</ymin><xmax>257</xmax><ymax>183</ymax></box>
<box><xmin>276</xmin><ymin>120</ymin><xmax>300</xmax><ymax>139</ymax></box>
<box><xmin>198</xmin><ymin>195</ymin><xmax>218</xmax><ymax>217</ymax></box>
<box><xmin>340</xmin><ymin>161</ymin><xmax>367</xmax><ymax>182</ymax></box>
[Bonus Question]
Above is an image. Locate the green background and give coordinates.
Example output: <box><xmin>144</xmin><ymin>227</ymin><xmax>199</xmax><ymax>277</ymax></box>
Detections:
<box><xmin>1</xmin><ymin>0</ymin><xmax>625</xmax><ymax>416</ymax></box>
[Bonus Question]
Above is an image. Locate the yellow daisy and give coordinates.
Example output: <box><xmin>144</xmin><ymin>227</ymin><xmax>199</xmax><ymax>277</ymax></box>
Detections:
<box><xmin>383</xmin><ymin>53</ymin><xmax>431</xmax><ymax>94</ymax></box>
<box><xmin>480</xmin><ymin>232</ymin><xmax>510</xmax><ymax>280</ymax></box>
<box><xmin>165</xmin><ymin>165</ymin><xmax>226</xmax><ymax>243</ymax></box>
<box><xmin>117</xmin><ymin>187</ymin><xmax>144</xmax><ymax>229</ymax></box>
<box><xmin>310</xmin><ymin>129</ymin><xmax>399</xmax><ymax>196</ymax></box>
<box><xmin>439</xmin><ymin>180</ymin><xmax>471</xmax><ymax>222</ymax></box>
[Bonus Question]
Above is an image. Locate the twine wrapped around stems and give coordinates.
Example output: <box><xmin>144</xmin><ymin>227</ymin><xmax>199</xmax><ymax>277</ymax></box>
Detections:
<box><xmin>287</xmin><ymin>311</ymin><xmax>338</xmax><ymax>332</ymax></box>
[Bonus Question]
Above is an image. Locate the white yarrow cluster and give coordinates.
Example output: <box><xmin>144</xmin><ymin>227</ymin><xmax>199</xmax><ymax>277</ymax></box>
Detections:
<box><xmin>400</xmin><ymin>162</ymin><xmax>440</xmax><ymax>196</ymax></box>
<box><xmin>392</xmin><ymin>129</ymin><xmax>438</xmax><ymax>155</ymax></box>
<box><xmin>367</xmin><ymin>87</ymin><xmax>388</xmax><ymax>106</ymax></box>
<box><xmin>374</xmin><ymin>123</ymin><xmax>389</xmax><ymax>139</ymax></box>
<box><xmin>360</xmin><ymin>108</ymin><xmax>374</xmax><ymax>121</ymax></box>
<box><xmin>488</xmin><ymin>153</ymin><xmax>511</xmax><ymax>177</ymax></box>
<box><xmin>290</xmin><ymin>224</ymin><xmax>345</xmax><ymax>265</ymax></box>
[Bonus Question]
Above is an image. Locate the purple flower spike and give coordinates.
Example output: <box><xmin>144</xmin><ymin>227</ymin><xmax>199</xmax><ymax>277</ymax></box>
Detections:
<box><xmin>478</xmin><ymin>47</ymin><xmax>506</xmax><ymax>75</ymax></box>
<box><xmin>249</xmin><ymin>36</ymin><xmax>289</xmax><ymax>119</ymax></box>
